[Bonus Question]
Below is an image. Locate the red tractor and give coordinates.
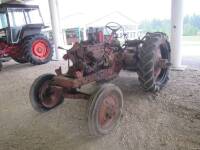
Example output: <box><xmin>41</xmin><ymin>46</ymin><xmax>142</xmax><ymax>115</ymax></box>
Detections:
<box><xmin>0</xmin><ymin>3</ymin><xmax>53</xmax><ymax>71</ymax></box>
<box><xmin>30</xmin><ymin>22</ymin><xmax>171</xmax><ymax>136</ymax></box>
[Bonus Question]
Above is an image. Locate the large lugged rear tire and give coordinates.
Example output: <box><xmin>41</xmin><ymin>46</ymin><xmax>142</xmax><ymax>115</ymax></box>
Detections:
<box><xmin>137</xmin><ymin>32</ymin><xmax>171</xmax><ymax>92</ymax></box>
<box><xmin>23</xmin><ymin>34</ymin><xmax>53</xmax><ymax>65</ymax></box>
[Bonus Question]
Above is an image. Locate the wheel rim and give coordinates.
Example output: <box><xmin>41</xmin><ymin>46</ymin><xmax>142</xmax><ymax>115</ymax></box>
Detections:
<box><xmin>154</xmin><ymin>44</ymin><xmax>169</xmax><ymax>83</ymax></box>
<box><xmin>154</xmin><ymin>47</ymin><xmax>162</xmax><ymax>80</ymax></box>
<box><xmin>32</xmin><ymin>40</ymin><xmax>50</xmax><ymax>59</ymax></box>
<box><xmin>39</xmin><ymin>81</ymin><xmax>61</xmax><ymax>108</ymax></box>
<box><xmin>98</xmin><ymin>94</ymin><xmax>120</xmax><ymax>130</ymax></box>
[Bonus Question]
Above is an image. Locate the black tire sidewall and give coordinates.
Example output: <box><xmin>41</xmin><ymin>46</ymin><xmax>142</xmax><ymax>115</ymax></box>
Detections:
<box><xmin>137</xmin><ymin>33</ymin><xmax>171</xmax><ymax>92</ymax></box>
<box><xmin>29</xmin><ymin>74</ymin><xmax>63</xmax><ymax>112</ymax></box>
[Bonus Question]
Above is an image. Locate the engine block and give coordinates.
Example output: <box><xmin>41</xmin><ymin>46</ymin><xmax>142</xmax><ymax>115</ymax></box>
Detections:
<box><xmin>63</xmin><ymin>41</ymin><xmax>125</xmax><ymax>78</ymax></box>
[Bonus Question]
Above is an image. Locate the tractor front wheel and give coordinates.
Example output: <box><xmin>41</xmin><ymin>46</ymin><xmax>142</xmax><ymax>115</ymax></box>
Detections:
<box><xmin>23</xmin><ymin>34</ymin><xmax>53</xmax><ymax>65</ymax></box>
<box><xmin>88</xmin><ymin>84</ymin><xmax>123</xmax><ymax>136</ymax></box>
<box><xmin>30</xmin><ymin>74</ymin><xmax>64</xmax><ymax>112</ymax></box>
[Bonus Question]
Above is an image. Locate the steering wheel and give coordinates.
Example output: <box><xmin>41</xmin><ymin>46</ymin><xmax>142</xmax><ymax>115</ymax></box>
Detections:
<box><xmin>105</xmin><ymin>22</ymin><xmax>123</xmax><ymax>32</ymax></box>
<box><xmin>105</xmin><ymin>22</ymin><xmax>124</xmax><ymax>38</ymax></box>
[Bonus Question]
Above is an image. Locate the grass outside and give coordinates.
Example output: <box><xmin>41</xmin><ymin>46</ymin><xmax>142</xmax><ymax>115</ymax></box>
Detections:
<box><xmin>182</xmin><ymin>36</ymin><xmax>200</xmax><ymax>42</ymax></box>
<box><xmin>182</xmin><ymin>36</ymin><xmax>200</xmax><ymax>47</ymax></box>
<box><xmin>182</xmin><ymin>36</ymin><xmax>200</xmax><ymax>57</ymax></box>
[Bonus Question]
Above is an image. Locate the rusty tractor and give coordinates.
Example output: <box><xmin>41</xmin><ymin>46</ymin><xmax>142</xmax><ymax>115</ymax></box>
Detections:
<box><xmin>30</xmin><ymin>22</ymin><xmax>171</xmax><ymax>136</ymax></box>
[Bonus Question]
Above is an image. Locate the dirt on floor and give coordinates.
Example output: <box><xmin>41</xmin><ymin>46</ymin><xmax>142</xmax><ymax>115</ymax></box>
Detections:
<box><xmin>0</xmin><ymin>60</ymin><xmax>200</xmax><ymax>150</ymax></box>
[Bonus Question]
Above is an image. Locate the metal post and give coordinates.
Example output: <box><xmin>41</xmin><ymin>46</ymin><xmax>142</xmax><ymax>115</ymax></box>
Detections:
<box><xmin>48</xmin><ymin>0</ymin><xmax>61</xmax><ymax>60</ymax></box>
<box><xmin>171</xmin><ymin>0</ymin><xmax>186</xmax><ymax>70</ymax></box>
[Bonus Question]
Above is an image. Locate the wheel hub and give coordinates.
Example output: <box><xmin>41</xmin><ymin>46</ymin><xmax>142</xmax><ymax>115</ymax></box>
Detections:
<box><xmin>98</xmin><ymin>95</ymin><xmax>118</xmax><ymax>129</ymax></box>
<box><xmin>154</xmin><ymin>47</ymin><xmax>162</xmax><ymax>79</ymax></box>
<box><xmin>39</xmin><ymin>81</ymin><xmax>62</xmax><ymax>108</ymax></box>
<box><xmin>32</xmin><ymin>40</ymin><xmax>50</xmax><ymax>59</ymax></box>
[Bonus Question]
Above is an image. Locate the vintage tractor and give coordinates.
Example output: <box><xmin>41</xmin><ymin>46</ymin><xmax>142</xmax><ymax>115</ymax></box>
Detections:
<box><xmin>0</xmin><ymin>3</ymin><xmax>53</xmax><ymax>71</ymax></box>
<box><xmin>30</xmin><ymin>22</ymin><xmax>171</xmax><ymax>136</ymax></box>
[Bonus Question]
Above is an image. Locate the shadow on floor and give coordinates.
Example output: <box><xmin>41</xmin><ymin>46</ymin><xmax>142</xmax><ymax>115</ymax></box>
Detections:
<box><xmin>1</xmin><ymin>62</ymin><xmax>37</xmax><ymax>72</ymax></box>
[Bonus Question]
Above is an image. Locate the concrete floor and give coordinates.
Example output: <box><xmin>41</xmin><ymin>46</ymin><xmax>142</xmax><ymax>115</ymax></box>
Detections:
<box><xmin>0</xmin><ymin>60</ymin><xmax>200</xmax><ymax>150</ymax></box>
<box><xmin>183</xmin><ymin>56</ymin><xmax>200</xmax><ymax>69</ymax></box>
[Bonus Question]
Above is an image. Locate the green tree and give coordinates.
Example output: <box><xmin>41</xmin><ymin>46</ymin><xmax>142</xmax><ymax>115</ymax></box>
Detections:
<box><xmin>139</xmin><ymin>19</ymin><xmax>170</xmax><ymax>36</ymax></box>
<box><xmin>140</xmin><ymin>15</ymin><xmax>200</xmax><ymax>36</ymax></box>
<box><xmin>183</xmin><ymin>23</ymin><xmax>199</xmax><ymax>36</ymax></box>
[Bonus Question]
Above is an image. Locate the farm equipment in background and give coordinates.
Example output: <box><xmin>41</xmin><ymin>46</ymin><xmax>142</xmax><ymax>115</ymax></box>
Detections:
<box><xmin>30</xmin><ymin>22</ymin><xmax>171</xmax><ymax>136</ymax></box>
<box><xmin>87</xmin><ymin>27</ymin><xmax>104</xmax><ymax>43</ymax></box>
<box><xmin>0</xmin><ymin>3</ymin><xmax>53</xmax><ymax>71</ymax></box>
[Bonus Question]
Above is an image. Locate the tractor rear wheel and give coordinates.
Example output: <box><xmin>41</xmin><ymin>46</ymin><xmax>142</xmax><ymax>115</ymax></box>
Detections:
<box><xmin>137</xmin><ymin>32</ymin><xmax>171</xmax><ymax>92</ymax></box>
<box><xmin>23</xmin><ymin>34</ymin><xmax>53</xmax><ymax>65</ymax></box>
<box><xmin>30</xmin><ymin>74</ymin><xmax>64</xmax><ymax>112</ymax></box>
<box><xmin>88</xmin><ymin>84</ymin><xmax>123</xmax><ymax>136</ymax></box>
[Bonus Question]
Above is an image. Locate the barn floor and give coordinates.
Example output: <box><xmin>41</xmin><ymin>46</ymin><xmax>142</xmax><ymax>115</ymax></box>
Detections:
<box><xmin>0</xmin><ymin>60</ymin><xmax>200</xmax><ymax>150</ymax></box>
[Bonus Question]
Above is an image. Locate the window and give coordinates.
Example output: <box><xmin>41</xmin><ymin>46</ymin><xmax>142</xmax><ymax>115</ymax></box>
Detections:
<box><xmin>8</xmin><ymin>9</ymin><xmax>26</xmax><ymax>27</ymax></box>
<box><xmin>130</xmin><ymin>32</ymin><xmax>132</xmax><ymax>38</ymax></box>
<box><xmin>25</xmin><ymin>9</ymin><xmax>43</xmax><ymax>24</ymax></box>
<box><xmin>0</xmin><ymin>13</ymin><xmax>8</xmax><ymax>29</ymax></box>
<box><xmin>127</xmin><ymin>32</ymin><xmax>130</xmax><ymax>38</ymax></box>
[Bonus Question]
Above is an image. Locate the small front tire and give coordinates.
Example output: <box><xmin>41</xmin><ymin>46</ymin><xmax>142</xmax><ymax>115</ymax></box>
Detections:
<box><xmin>88</xmin><ymin>84</ymin><xmax>123</xmax><ymax>136</ymax></box>
<box><xmin>30</xmin><ymin>74</ymin><xmax>64</xmax><ymax>112</ymax></box>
